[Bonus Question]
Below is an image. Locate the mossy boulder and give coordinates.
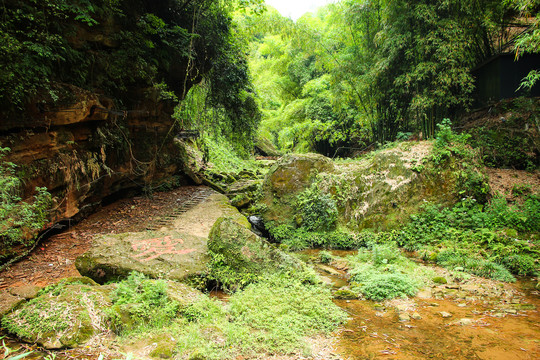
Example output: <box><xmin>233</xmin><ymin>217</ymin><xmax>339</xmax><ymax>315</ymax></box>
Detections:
<box><xmin>1</xmin><ymin>283</ymin><xmax>112</xmax><ymax>349</ymax></box>
<box><xmin>260</xmin><ymin>142</ymin><xmax>483</xmax><ymax>232</ymax></box>
<box><xmin>208</xmin><ymin>217</ymin><xmax>305</xmax><ymax>288</ymax></box>
<box><xmin>76</xmin><ymin>231</ymin><xmax>210</xmax><ymax>284</ymax></box>
<box><xmin>260</xmin><ymin>153</ymin><xmax>335</xmax><ymax>224</ymax></box>
<box><xmin>255</xmin><ymin>136</ymin><xmax>282</xmax><ymax>157</ymax></box>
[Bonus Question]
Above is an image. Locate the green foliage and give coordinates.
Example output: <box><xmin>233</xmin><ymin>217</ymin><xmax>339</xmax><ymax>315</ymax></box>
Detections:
<box><xmin>348</xmin><ymin>244</ymin><xmax>424</xmax><ymax>301</ymax></box>
<box><xmin>172</xmin><ymin>274</ymin><xmax>345</xmax><ymax>359</ymax></box>
<box><xmin>436</xmin><ymin>249</ymin><xmax>516</xmax><ymax>282</ymax></box>
<box><xmin>0</xmin><ymin>147</ymin><xmax>51</xmax><ymax>252</ymax></box>
<box><xmin>228</xmin><ymin>275</ymin><xmax>346</xmax><ymax>350</ymax></box>
<box><xmin>108</xmin><ymin>272</ymin><xmax>179</xmax><ymax>332</ymax></box>
<box><xmin>295</xmin><ymin>185</ymin><xmax>338</xmax><ymax>231</ymax></box>
<box><xmin>359</xmin><ymin>273</ymin><xmax>419</xmax><ymax>301</ymax></box>
<box><xmin>318</xmin><ymin>250</ymin><xmax>333</xmax><ymax>264</ymax></box>
<box><xmin>267</xmin><ymin>223</ymin><xmax>363</xmax><ymax>251</ymax></box>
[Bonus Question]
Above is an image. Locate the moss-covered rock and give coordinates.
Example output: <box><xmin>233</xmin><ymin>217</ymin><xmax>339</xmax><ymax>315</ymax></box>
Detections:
<box><xmin>260</xmin><ymin>153</ymin><xmax>335</xmax><ymax>224</ymax></box>
<box><xmin>1</xmin><ymin>283</ymin><xmax>112</xmax><ymax>349</ymax></box>
<box><xmin>260</xmin><ymin>142</ymin><xmax>487</xmax><ymax>232</ymax></box>
<box><xmin>255</xmin><ymin>136</ymin><xmax>282</xmax><ymax>157</ymax></box>
<box><xmin>208</xmin><ymin>217</ymin><xmax>305</xmax><ymax>288</ymax></box>
<box><xmin>0</xmin><ymin>291</ymin><xmax>24</xmax><ymax>317</ymax></box>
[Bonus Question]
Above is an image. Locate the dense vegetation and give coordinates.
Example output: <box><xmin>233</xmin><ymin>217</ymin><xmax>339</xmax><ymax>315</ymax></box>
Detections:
<box><xmin>237</xmin><ymin>0</ymin><xmax>539</xmax><ymax>154</ymax></box>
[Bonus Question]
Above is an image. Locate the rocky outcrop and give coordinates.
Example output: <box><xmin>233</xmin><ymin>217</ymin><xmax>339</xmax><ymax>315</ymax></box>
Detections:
<box><xmin>76</xmin><ymin>231</ymin><xmax>209</xmax><ymax>284</ymax></box>
<box><xmin>76</xmin><ymin>193</ymin><xmax>250</xmax><ymax>284</ymax></box>
<box><xmin>260</xmin><ymin>142</ymin><xmax>477</xmax><ymax>231</ymax></box>
<box><xmin>1</xmin><ymin>276</ymin><xmax>205</xmax><ymax>350</ymax></box>
<box><xmin>260</xmin><ymin>153</ymin><xmax>335</xmax><ymax>223</ymax></box>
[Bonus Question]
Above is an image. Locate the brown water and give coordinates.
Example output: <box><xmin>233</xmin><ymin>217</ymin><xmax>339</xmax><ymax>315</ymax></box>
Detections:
<box><xmin>302</xmin><ymin>249</ymin><xmax>540</xmax><ymax>360</ymax></box>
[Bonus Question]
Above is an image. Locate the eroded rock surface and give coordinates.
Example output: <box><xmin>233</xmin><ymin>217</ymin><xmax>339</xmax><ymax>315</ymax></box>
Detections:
<box><xmin>76</xmin><ymin>193</ymin><xmax>250</xmax><ymax>284</ymax></box>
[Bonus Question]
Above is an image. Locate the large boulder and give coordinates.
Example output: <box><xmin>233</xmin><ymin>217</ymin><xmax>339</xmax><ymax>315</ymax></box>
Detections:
<box><xmin>260</xmin><ymin>142</ymin><xmax>485</xmax><ymax>231</ymax></box>
<box><xmin>208</xmin><ymin>217</ymin><xmax>305</xmax><ymax>288</ymax></box>
<box><xmin>260</xmin><ymin>153</ymin><xmax>334</xmax><ymax>224</ymax></box>
<box><xmin>76</xmin><ymin>231</ymin><xmax>209</xmax><ymax>284</ymax></box>
<box><xmin>76</xmin><ymin>193</ymin><xmax>250</xmax><ymax>284</ymax></box>
<box><xmin>1</xmin><ymin>279</ymin><xmax>110</xmax><ymax>349</ymax></box>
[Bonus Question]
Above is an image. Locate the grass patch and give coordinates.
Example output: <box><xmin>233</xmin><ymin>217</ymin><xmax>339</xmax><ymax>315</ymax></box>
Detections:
<box><xmin>347</xmin><ymin>243</ymin><xmax>432</xmax><ymax>301</ymax></box>
<box><xmin>135</xmin><ymin>274</ymin><xmax>346</xmax><ymax>359</ymax></box>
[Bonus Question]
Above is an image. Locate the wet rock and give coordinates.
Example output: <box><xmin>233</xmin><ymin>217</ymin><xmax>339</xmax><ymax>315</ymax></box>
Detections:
<box><xmin>316</xmin><ymin>264</ymin><xmax>343</xmax><ymax>277</ymax></box>
<box><xmin>457</xmin><ymin>318</ymin><xmax>473</xmax><ymax>326</ymax></box>
<box><xmin>399</xmin><ymin>313</ymin><xmax>411</xmax><ymax>322</ymax></box>
<box><xmin>417</xmin><ymin>289</ymin><xmax>432</xmax><ymax>299</ymax></box>
<box><xmin>439</xmin><ymin>311</ymin><xmax>452</xmax><ymax>318</ymax></box>
<box><xmin>412</xmin><ymin>312</ymin><xmax>422</xmax><ymax>320</ymax></box>
<box><xmin>334</xmin><ymin>288</ymin><xmax>358</xmax><ymax>300</ymax></box>
<box><xmin>248</xmin><ymin>215</ymin><xmax>269</xmax><ymax>238</ymax></box>
<box><xmin>395</xmin><ymin>304</ymin><xmax>409</xmax><ymax>313</ymax></box>
<box><xmin>2</xmin><ymin>283</ymin><xmax>112</xmax><ymax>349</ymax></box>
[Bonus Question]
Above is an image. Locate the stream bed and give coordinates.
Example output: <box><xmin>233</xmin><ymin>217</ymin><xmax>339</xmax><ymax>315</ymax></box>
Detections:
<box><xmin>305</xmin><ymin>249</ymin><xmax>540</xmax><ymax>360</ymax></box>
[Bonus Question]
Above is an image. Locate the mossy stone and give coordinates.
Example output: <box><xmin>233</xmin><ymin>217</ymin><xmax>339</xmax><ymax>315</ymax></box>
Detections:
<box><xmin>2</xmin><ymin>284</ymin><xmax>113</xmax><ymax>349</ymax></box>
<box><xmin>432</xmin><ymin>277</ymin><xmax>448</xmax><ymax>284</ymax></box>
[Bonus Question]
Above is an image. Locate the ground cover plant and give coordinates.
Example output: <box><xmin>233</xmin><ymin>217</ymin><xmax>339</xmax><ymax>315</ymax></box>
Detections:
<box><xmin>347</xmin><ymin>243</ymin><xmax>434</xmax><ymax>301</ymax></box>
<box><xmin>114</xmin><ymin>273</ymin><xmax>345</xmax><ymax>359</ymax></box>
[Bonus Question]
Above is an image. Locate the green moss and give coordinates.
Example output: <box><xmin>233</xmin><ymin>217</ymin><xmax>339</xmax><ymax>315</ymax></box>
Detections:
<box><xmin>432</xmin><ymin>276</ymin><xmax>448</xmax><ymax>284</ymax></box>
<box><xmin>333</xmin><ymin>289</ymin><xmax>358</xmax><ymax>300</ymax></box>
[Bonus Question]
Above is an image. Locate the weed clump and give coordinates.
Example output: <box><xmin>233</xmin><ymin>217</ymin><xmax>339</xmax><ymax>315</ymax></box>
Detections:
<box><xmin>348</xmin><ymin>244</ymin><xmax>426</xmax><ymax>301</ymax></box>
<box><xmin>108</xmin><ymin>272</ymin><xmax>179</xmax><ymax>332</ymax></box>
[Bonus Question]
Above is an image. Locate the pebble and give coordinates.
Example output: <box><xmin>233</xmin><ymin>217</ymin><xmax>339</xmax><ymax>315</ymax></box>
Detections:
<box><xmin>399</xmin><ymin>314</ymin><xmax>410</xmax><ymax>322</ymax></box>
<box><xmin>412</xmin><ymin>312</ymin><xmax>422</xmax><ymax>320</ymax></box>
<box><xmin>457</xmin><ymin>303</ymin><xmax>467</xmax><ymax>307</ymax></box>
<box><xmin>457</xmin><ymin>318</ymin><xmax>473</xmax><ymax>326</ymax></box>
<box><xmin>503</xmin><ymin>309</ymin><xmax>517</xmax><ymax>314</ymax></box>
<box><xmin>429</xmin><ymin>302</ymin><xmax>440</xmax><ymax>307</ymax></box>
<box><xmin>440</xmin><ymin>311</ymin><xmax>452</xmax><ymax>318</ymax></box>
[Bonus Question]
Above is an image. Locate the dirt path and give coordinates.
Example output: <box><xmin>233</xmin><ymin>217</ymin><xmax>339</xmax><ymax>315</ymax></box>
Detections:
<box><xmin>0</xmin><ymin>186</ymin><xmax>214</xmax><ymax>290</ymax></box>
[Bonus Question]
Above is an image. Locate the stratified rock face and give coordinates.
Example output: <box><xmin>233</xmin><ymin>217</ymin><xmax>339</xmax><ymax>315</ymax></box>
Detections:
<box><xmin>208</xmin><ymin>217</ymin><xmax>304</xmax><ymax>279</ymax></box>
<box><xmin>76</xmin><ymin>231</ymin><xmax>209</xmax><ymax>284</ymax></box>
<box><xmin>260</xmin><ymin>153</ymin><xmax>335</xmax><ymax>223</ymax></box>
<box><xmin>1</xmin><ymin>281</ymin><xmax>111</xmax><ymax>349</ymax></box>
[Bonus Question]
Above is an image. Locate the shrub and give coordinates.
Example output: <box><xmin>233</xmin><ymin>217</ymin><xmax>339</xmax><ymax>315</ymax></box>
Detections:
<box><xmin>109</xmin><ymin>272</ymin><xmax>179</xmax><ymax>332</ymax></box>
<box><xmin>295</xmin><ymin>185</ymin><xmax>338</xmax><ymax>232</ymax></box>
<box><xmin>359</xmin><ymin>273</ymin><xmax>418</xmax><ymax>301</ymax></box>
<box><xmin>501</xmin><ymin>255</ymin><xmax>538</xmax><ymax>276</ymax></box>
<box><xmin>436</xmin><ymin>249</ymin><xmax>515</xmax><ymax>282</ymax></box>
<box><xmin>318</xmin><ymin>251</ymin><xmax>332</xmax><ymax>264</ymax></box>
